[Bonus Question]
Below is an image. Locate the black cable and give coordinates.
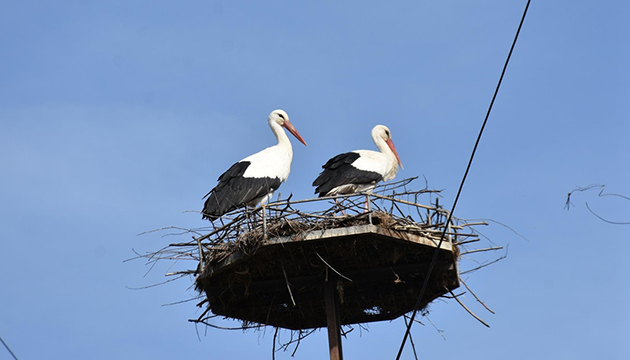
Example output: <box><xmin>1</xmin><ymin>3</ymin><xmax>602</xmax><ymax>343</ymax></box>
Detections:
<box><xmin>395</xmin><ymin>1</ymin><xmax>531</xmax><ymax>358</ymax></box>
<box><xmin>0</xmin><ymin>335</ymin><xmax>19</xmax><ymax>360</ymax></box>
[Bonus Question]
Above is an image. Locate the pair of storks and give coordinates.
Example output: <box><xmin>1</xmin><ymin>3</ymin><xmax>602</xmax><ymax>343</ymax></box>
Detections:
<box><xmin>202</xmin><ymin>109</ymin><xmax>403</xmax><ymax>221</ymax></box>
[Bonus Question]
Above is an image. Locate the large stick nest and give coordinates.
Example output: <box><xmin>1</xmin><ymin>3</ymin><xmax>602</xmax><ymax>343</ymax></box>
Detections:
<box><xmin>134</xmin><ymin>177</ymin><xmax>505</xmax><ymax>347</ymax></box>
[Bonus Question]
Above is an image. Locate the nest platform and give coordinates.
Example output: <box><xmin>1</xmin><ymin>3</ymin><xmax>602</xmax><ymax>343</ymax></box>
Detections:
<box><xmin>196</xmin><ymin>211</ymin><xmax>459</xmax><ymax>330</ymax></box>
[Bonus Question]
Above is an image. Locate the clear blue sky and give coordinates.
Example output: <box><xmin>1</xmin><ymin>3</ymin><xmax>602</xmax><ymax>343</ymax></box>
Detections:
<box><xmin>1</xmin><ymin>1</ymin><xmax>628</xmax><ymax>359</ymax></box>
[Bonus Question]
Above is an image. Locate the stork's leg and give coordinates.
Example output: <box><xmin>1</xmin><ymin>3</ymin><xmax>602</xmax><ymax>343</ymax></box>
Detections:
<box><xmin>261</xmin><ymin>204</ymin><xmax>267</xmax><ymax>238</ymax></box>
<box><xmin>334</xmin><ymin>198</ymin><xmax>346</xmax><ymax>216</ymax></box>
<box><xmin>252</xmin><ymin>208</ymin><xmax>258</xmax><ymax>225</ymax></box>
<box><xmin>244</xmin><ymin>207</ymin><xmax>254</xmax><ymax>231</ymax></box>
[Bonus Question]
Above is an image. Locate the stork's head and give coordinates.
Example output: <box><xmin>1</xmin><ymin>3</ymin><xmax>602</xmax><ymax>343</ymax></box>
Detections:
<box><xmin>372</xmin><ymin>125</ymin><xmax>403</xmax><ymax>169</ymax></box>
<box><xmin>269</xmin><ymin>109</ymin><xmax>307</xmax><ymax>146</ymax></box>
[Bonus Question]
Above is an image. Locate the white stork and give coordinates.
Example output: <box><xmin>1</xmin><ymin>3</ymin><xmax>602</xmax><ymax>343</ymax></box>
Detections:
<box><xmin>312</xmin><ymin>125</ymin><xmax>402</xmax><ymax>198</ymax></box>
<box><xmin>202</xmin><ymin>109</ymin><xmax>307</xmax><ymax>220</ymax></box>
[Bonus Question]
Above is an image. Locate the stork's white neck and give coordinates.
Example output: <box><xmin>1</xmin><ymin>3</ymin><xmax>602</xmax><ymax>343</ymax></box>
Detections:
<box><xmin>269</xmin><ymin>118</ymin><xmax>293</xmax><ymax>155</ymax></box>
<box><xmin>372</xmin><ymin>132</ymin><xmax>392</xmax><ymax>158</ymax></box>
<box><xmin>372</xmin><ymin>129</ymin><xmax>399</xmax><ymax>178</ymax></box>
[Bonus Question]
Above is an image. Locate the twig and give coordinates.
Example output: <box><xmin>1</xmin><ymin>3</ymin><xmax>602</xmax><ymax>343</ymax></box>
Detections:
<box><xmin>374</xmin><ymin>176</ymin><xmax>419</xmax><ymax>192</ymax></box>
<box><xmin>458</xmin><ymin>217</ymin><xmax>528</xmax><ymax>242</ymax></box>
<box><xmin>193</xmin><ymin>306</ymin><xmax>212</xmax><ymax>324</ymax></box>
<box><xmin>277</xmin><ymin>329</ymin><xmax>317</xmax><ymax>352</ymax></box>
<box><xmin>460</xmin><ymin>246</ymin><xmax>503</xmax><ymax>255</ymax></box>
<box><xmin>460</xmin><ymin>246</ymin><xmax>508</xmax><ymax>275</ymax></box>
<box><xmin>585</xmin><ymin>202</ymin><xmax>630</xmax><ymax>225</ymax></box>
<box><xmin>191</xmin><ymin>319</ymin><xmax>263</xmax><ymax>330</ymax></box>
<box><xmin>136</xmin><ymin>225</ymin><xmax>206</xmax><ymax>238</ymax></box>
<box><xmin>161</xmin><ymin>296</ymin><xmax>203</xmax><ymax>307</ymax></box>
<box><xmin>453</xmin><ymin>238</ymin><xmax>480</xmax><ymax>246</ymax></box>
<box><xmin>565</xmin><ymin>184</ymin><xmax>630</xmax><ymax>210</ymax></box>
<box><xmin>315</xmin><ymin>251</ymin><xmax>353</xmax><ymax>282</ymax></box>
<box><xmin>280</xmin><ymin>260</ymin><xmax>296</xmax><ymax>307</ymax></box>
<box><xmin>165</xmin><ymin>270</ymin><xmax>197</xmax><ymax>276</ymax></box>
<box><xmin>424</xmin><ymin>314</ymin><xmax>446</xmax><ymax>341</ymax></box>
<box><xmin>447</xmin><ymin>288</ymin><xmax>490</xmax><ymax>328</ymax></box>
<box><xmin>290</xmin><ymin>330</ymin><xmax>304</xmax><ymax>357</ymax></box>
<box><xmin>272</xmin><ymin>327</ymin><xmax>278</xmax><ymax>360</ymax></box>
<box><xmin>369</xmin><ymin>193</ymin><xmax>441</xmax><ymax>211</ymax></box>
<box><xmin>125</xmin><ymin>274</ymin><xmax>186</xmax><ymax>290</ymax></box>
<box><xmin>459</xmin><ymin>277</ymin><xmax>495</xmax><ymax>314</ymax></box>
<box><xmin>197</xmin><ymin>234</ymin><xmax>204</xmax><ymax>274</ymax></box>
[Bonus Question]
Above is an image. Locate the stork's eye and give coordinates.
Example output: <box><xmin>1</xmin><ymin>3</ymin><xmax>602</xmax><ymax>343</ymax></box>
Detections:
<box><xmin>385</xmin><ymin>130</ymin><xmax>390</xmax><ymax>137</ymax></box>
<box><xmin>277</xmin><ymin>113</ymin><xmax>285</xmax><ymax>120</ymax></box>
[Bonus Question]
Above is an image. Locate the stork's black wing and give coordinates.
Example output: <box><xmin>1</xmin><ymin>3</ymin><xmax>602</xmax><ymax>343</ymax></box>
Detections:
<box><xmin>202</xmin><ymin>161</ymin><xmax>281</xmax><ymax>220</ymax></box>
<box><xmin>312</xmin><ymin>152</ymin><xmax>382</xmax><ymax>197</ymax></box>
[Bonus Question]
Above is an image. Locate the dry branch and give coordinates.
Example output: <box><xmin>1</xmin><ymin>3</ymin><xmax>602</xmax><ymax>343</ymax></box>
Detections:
<box><xmin>447</xmin><ymin>288</ymin><xmax>490</xmax><ymax>328</ymax></box>
<box><xmin>459</xmin><ymin>277</ymin><xmax>495</xmax><ymax>314</ymax></box>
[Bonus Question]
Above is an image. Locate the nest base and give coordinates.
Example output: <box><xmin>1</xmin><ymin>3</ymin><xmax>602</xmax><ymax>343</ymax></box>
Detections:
<box><xmin>196</xmin><ymin>219</ymin><xmax>459</xmax><ymax>330</ymax></box>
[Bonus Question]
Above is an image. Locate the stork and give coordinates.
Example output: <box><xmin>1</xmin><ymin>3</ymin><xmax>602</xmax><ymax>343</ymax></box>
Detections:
<box><xmin>202</xmin><ymin>109</ymin><xmax>307</xmax><ymax>221</ymax></box>
<box><xmin>312</xmin><ymin>125</ymin><xmax>402</xmax><ymax>207</ymax></box>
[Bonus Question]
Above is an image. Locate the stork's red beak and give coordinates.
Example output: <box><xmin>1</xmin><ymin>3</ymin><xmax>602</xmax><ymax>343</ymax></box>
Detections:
<box><xmin>386</xmin><ymin>138</ymin><xmax>403</xmax><ymax>169</ymax></box>
<box><xmin>283</xmin><ymin>120</ymin><xmax>307</xmax><ymax>146</ymax></box>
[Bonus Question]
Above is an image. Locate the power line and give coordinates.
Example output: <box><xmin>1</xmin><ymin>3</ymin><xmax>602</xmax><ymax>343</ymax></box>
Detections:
<box><xmin>0</xmin><ymin>335</ymin><xmax>19</xmax><ymax>360</ymax></box>
<box><xmin>395</xmin><ymin>0</ymin><xmax>532</xmax><ymax>358</ymax></box>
